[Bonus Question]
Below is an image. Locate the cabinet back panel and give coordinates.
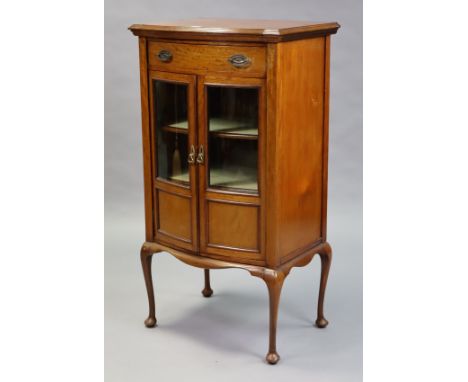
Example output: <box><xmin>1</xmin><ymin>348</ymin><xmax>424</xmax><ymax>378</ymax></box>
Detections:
<box><xmin>272</xmin><ymin>38</ymin><xmax>325</xmax><ymax>262</ymax></box>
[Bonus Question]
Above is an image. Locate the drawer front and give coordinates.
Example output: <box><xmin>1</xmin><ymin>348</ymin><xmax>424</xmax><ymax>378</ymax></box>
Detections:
<box><xmin>148</xmin><ymin>41</ymin><xmax>266</xmax><ymax>77</ymax></box>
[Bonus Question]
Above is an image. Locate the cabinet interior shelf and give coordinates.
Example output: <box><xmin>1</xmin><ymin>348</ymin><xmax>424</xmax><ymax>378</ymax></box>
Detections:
<box><xmin>169</xmin><ymin>167</ymin><xmax>258</xmax><ymax>191</ymax></box>
<box><xmin>163</xmin><ymin>118</ymin><xmax>258</xmax><ymax>139</ymax></box>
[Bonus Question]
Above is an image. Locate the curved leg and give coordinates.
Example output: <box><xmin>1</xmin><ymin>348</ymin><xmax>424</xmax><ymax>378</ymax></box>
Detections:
<box><xmin>140</xmin><ymin>245</ymin><xmax>157</xmax><ymax>327</ymax></box>
<box><xmin>263</xmin><ymin>271</ymin><xmax>286</xmax><ymax>365</ymax></box>
<box><xmin>202</xmin><ymin>269</ymin><xmax>213</xmax><ymax>297</ymax></box>
<box><xmin>315</xmin><ymin>242</ymin><xmax>332</xmax><ymax>328</ymax></box>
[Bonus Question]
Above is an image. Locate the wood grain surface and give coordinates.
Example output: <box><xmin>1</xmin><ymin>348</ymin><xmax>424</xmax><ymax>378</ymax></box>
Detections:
<box><xmin>148</xmin><ymin>41</ymin><xmax>266</xmax><ymax>77</ymax></box>
<box><xmin>132</xmin><ymin>19</ymin><xmax>338</xmax><ymax>364</ymax></box>
<box><xmin>130</xmin><ymin>18</ymin><xmax>340</xmax><ymax>42</ymax></box>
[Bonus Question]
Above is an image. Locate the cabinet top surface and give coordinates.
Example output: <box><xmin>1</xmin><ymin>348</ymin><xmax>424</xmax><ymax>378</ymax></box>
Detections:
<box><xmin>129</xmin><ymin>18</ymin><xmax>339</xmax><ymax>42</ymax></box>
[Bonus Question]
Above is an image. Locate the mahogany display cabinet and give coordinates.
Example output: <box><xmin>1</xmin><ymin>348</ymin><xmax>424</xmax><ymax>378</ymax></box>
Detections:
<box><xmin>129</xmin><ymin>18</ymin><xmax>340</xmax><ymax>364</ymax></box>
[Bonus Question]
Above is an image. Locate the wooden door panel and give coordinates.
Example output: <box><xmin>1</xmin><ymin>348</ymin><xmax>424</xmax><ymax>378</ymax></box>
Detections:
<box><xmin>157</xmin><ymin>189</ymin><xmax>192</xmax><ymax>242</ymax></box>
<box><xmin>207</xmin><ymin>200</ymin><xmax>259</xmax><ymax>251</ymax></box>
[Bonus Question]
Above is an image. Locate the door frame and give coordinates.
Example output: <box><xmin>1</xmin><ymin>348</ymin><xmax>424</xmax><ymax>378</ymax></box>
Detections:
<box><xmin>196</xmin><ymin>75</ymin><xmax>266</xmax><ymax>263</ymax></box>
<box><xmin>149</xmin><ymin>70</ymin><xmax>199</xmax><ymax>252</ymax></box>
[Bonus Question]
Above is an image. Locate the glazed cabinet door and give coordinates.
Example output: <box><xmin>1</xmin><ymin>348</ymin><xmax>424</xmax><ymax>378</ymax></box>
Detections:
<box><xmin>197</xmin><ymin>76</ymin><xmax>265</xmax><ymax>264</ymax></box>
<box><xmin>150</xmin><ymin>71</ymin><xmax>199</xmax><ymax>252</ymax></box>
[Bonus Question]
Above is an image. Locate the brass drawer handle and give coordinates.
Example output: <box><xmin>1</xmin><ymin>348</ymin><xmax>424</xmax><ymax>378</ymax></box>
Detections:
<box><xmin>228</xmin><ymin>54</ymin><xmax>251</xmax><ymax>69</ymax></box>
<box><xmin>196</xmin><ymin>145</ymin><xmax>204</xmax><ymax>164</ymax></box>
<box><xmin>187</xmin><ymin>145</ymin><xmax>196</xmax><ymax>164</ymax></box>
<box><xmin>157</xmin><ymin>50</ymin><xmax>172</xmax><ymax>63</ymax></box>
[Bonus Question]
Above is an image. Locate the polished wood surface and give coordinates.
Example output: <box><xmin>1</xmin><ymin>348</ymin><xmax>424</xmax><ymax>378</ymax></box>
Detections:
<box><xmin>316</xmin><ymin>242</ymin><xmax>332</xmax><ymax>328</ymax></box>
<box><xmin>321</xmin><ymin>36</ymin><xmax>331</xmax><ymax>241</ymax></box>
<box><xmin>141</xmin><ymin>240</ymin><xmax>331</xmax><ymax>282</ymax></box>
<box><xmin>138</xmin><ymin>37</ymin><xmax>154</xmax><ymax>241</ymax></box>
<box><xmin>207</xmin><ymin>200</ymin><xmax>259</xmax><ymax>251</ymax></box>
<box><xmin>157</xmin><ymin>189</ymin><xmax>192</xmax><ymax>241</ymax></box>
<box><xmin>267</xmin><ymin>38</ymin><xmax>326</xmax><ymax>265</ymax></box>
<box><xmin>264</xmin><ymin>270</ymin><xmax>285</xmax><ymax>364</ymax></box>
<box><xmin>140</xmin><ymin>245</ymin><xmax>156</xmax><ymax>327</ymax></box>
<box><xmin>265</xmin><ymin>42</ymin><xmax>280</xmax><ymax>268</ymax></box>
<box><xmin>132</xmin><ymin>20</ymin><xmax>338</xmax><ymax>364</ymax></box>
<box><xmin>130</xmin><ymin>18</ymin><xmax>340</xmax><ymax>43</ymax></box>
<box><xmin>140</xmin><ymin>240</ymin><xmax>333</xmax><ymax>363</ymax></box>
<box><xmin>202</xmin><ymin>269</ymin><xmax>213</xmax><ymax>297</ymax></box>
<box><xmin>149</xmin><ymin>71</ymin><xmax>199</xmax><ymax>252</ymax></box>
<box><xmin>148</xmin><ymin>41</ymin><xmax>266</xmax><ymax>77</ymax></box>
<box><xmin>197</xmin><ymin>75</ymin><xmax>266</xmax><ymax>264</ymax></box>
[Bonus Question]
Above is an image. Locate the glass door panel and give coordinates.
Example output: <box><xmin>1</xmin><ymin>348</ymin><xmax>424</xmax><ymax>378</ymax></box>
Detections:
<box><xmin>150</xmin><ymin>72</ymin><xmax>198</xmax><ymax>252</ymax></box>
<box><xmin>207</xmin><ymin>86</ymin><xmax>259</xmax><ymax>193</ymax></box>
<box><xmin>153</xmin><ymin>80</ymin><xmax>189</xmax><ymax>184</ymax></box>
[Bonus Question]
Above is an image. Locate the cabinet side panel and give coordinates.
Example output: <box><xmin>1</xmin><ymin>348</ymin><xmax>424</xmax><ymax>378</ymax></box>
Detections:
<box><xmin>138</xmin><ymin>37</ymin><xmax>154</xmax><ymax>241</ymax></box>
<box><xmin>275</xmin><ymin>38</ymin><xmax>325</xmax><ymax>262</ymax></box>
<box><xmin>321</xmin><ymin>35</ymin><xmax>331</xmax><ymax>241</ymax></box>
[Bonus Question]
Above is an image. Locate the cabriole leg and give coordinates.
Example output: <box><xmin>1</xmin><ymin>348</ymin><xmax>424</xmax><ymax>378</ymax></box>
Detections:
<box><xmin>263</xmin><ymin>272</ymin><xmax>286</xmax><ymax>365</ymax></box>
<box><xmin>202</xmin><ymin>269</ymin><xmax>213</xmax><ymax>297</ymax></box>
<box><xmin>140</xmin><ymin>244</ymin><xmax>157</xmax><ymax>327</ymax></box>
<box><xmin>316</xmin><ymin>242</ymin><xmax>332</xmax><ymax>328</ymax></box>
